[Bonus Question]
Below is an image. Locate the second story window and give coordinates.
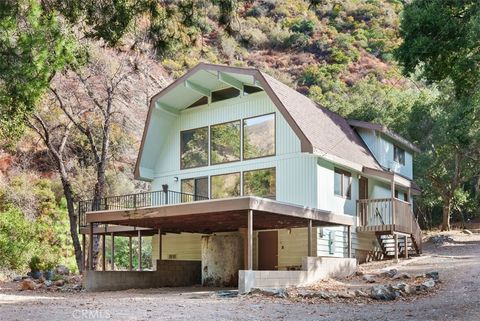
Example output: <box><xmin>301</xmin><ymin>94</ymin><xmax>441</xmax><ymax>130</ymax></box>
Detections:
<box><xmin>243</xmin><ymin>113</ymin><xmax>275</xmax><ymax>160</ymax></box>
<box><xmin>394</xmin><ymin>145</ymin><xmax>405</xmax><ymax>165</ymax></box>
<box><xmin>243</xmin><ymin>168</ymin><xmax>276</xmax><ymax>199</ymax></box>
<box><xmin>334</xmin><ymin>168</ymin><xmax>352</xmax><ymax>199</ymax></box>
<box><xmin>181</xmin><ymin>127</ymin><xmax>208</xmax><ymax>169</ymax></box>
<box><xmin>210</xmin><ymin>120</ymin><xmax>241</xmax><ymax>165</ymax></box>
<box><xmin>211</xmin><ymin>172</ymin><xmax>241</xmax><ymax>199</ymax></box>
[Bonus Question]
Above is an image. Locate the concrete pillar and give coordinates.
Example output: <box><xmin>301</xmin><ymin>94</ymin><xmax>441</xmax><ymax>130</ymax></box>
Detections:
<box><xmin>111</xmin><ymin>233</ymin><xmax>115</xmax><ymax>271</ymax></box>
<box><xmin>128</xmin><ymin>236</ymin><xmax>133</xmax><ymax>271</ymax></box>
<box><xmin>347</xmin><ymin>225</ymin><xmax>352</xmax><ymax>258</ymax></box>
<box><xmin>138</xmin><ymin>230</ymin><xmax>142</xmax><ymax>271</ymax></box>
<box><xmin>394</xmin><ymin>234</ymin><xmax>398</xmax><ymax>261</ymax></box>
<box><xmin>247</xmin><ymin>210</ymin><xmax>253</xmax><ymax>271</ymax></box>
<box><xmin>307</xmin><ymin>220</ymin><xmax>312</xmax><ymax>256</ymax></box>
<box><xmin>102</xmin><ymin>234</ymin><xmax>106</xmax><ymax>271</ymax></box>
<box><xmin>89</xmin><ymin>223</ymin><xmax>93</xmax><ymax>270</ymax></box>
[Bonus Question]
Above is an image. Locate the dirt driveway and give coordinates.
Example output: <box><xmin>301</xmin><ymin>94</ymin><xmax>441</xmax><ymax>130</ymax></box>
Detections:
<box><xmin>1</xmin><ymin>231</ymin><xmax>479</xmax><ymax>321</ymax></box>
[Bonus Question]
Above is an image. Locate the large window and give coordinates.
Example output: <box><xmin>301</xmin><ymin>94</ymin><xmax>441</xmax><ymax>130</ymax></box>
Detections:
<box><xmin>180</xmin><ymin>127</ymin><xmax>208</xmax><ymax>169</ymax></box>
<box><xmin>334</xmin><ymin>168</ymin><xmax>351</xmax><ymax>199</ymax></box>
<box><xmin>394</xmin><ymin>145</ymin><xmax>405</xmax><ymax>165</ymax></box>
<box><xmin>243</xmin><ymin>168</ymin><xmax>276</xmax><ymax>198</ymax></box>
<box><xmin>210</xmin><ymin>120</ymin><xmax>241</xmax><ymax>165</ymax></box>
<box><xmin>181</xmin><ymin>177</ymin><xmax>208</xmax><ymax>201</ymax></box>
<box><xmin>210</xmin><ymin>172</ymin><xmax>241</xmax><ymax>199</ymax></box>
<box><xmin>243</xmin><ymin>113</ymin><xmax>275</xmax><ymax>160</ymax></box>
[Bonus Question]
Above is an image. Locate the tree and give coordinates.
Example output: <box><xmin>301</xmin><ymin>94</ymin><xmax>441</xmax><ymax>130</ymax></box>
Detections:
<box><xmin>396</xmin><ymin>0</ymin><xmax>480</xmax><ymax>97</ymax></box>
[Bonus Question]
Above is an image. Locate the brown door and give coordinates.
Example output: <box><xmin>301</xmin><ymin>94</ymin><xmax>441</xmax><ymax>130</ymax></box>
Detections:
<box><xmin>258</xmin><ymin>231</ymin><xmax>278</xmax><ymax>270</ymax></box>
<box><xmin>359</xmin><ymin>177</ymin><xmax>368</xmax><ymax>200</ymax></box>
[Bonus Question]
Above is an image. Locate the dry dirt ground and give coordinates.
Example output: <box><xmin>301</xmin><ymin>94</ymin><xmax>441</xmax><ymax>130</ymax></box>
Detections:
<box><xmin>1</xmin><ymin>230</ymin><xmax>479</xmax><ymax>321</ymax></box>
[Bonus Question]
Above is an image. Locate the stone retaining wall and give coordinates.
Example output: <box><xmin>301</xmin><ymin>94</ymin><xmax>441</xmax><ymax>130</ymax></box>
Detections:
<box><xmin>84</xmin><ymin>260</ymin><xmax>201</xmax><ymax>291</ymax></box>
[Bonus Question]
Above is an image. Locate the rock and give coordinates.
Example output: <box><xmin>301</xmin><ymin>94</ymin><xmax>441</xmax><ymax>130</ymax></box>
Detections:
<box><xmin>355</xmin><ymin>271</ymin><xmax>364</xmax><ymax>276</ymax></box>
<box><xmin>54</xmin><ymin>279</ymin><xmax>65</xmax><ymax>287</ymax></box>
<box><xmin>72</xmin><ymin>284</ymin><xmax>83</xmax><ymax>291</ymax></box>
<box><xmin>463</xmin><ymin>229</ymin><xmax>473</xmax><ymax>235</ymax></box>
<box><xmin>13</xmin><ymin>276</ymin><xmax>22</xmax><ymax>282</ymax></box>
<box><xmin>392</xmin><ymin>272</ymin><xmax>411</xmax><ymax>280</ymax></box>
<box><xmin>250</xmin><ymin>288</ymin><xmax>288</xmax><ymax>298</ymax></box>
<box><xmin>216</xmin><ymin>290</ymin><xmax>238</xmax><ymax>298</ymax></box>
<box><xmin>55</xmin><ymin>265</ymin><xmax>70</xmax><ymax>275</ymax></box>
<box><xmin>44</xmin><ymin>280</ymin><xmax>53</xmax><ymax>287</ymax></box>
<box><xmin>395</xmin><ymin>283</ymin><xmax>416</xmax><ymax>295</ymax></box>
<box><xmin>337</xmin><ymin>291</ymin><xmax>355</xmax><ymax>299</ymax></box>
<box><xmin>20</xmin><ymin>279</ymin><xmax>36</xmax><ymax>291</ymax></box>
<box><xmin>380</xmin><ymin>269</ymin><xmax>398</xmax><ymax>278</ymax></box>
<box><xmin>426</xmin><ymin>271</ymin><xmax>439</xmax><ymax>281</ymax></box>
<box><xmin>370</xmin><ymin>285</ymin><xmax>398</xmax><ymax>301</ymax></box>
<box><xmin>362</xmin><ymin>274</ymin><xmax>376</xmax><ymax>283</ymax></box>
<box><xmin>354</xmin><ymin>289</ymin><xmax>369</xmax><ymax>297</ymax></box>
<box><xmin>38</xmin><ymin>276</ymin><xmax>46</xmax><ymax>283</ymax></box>
<box><xmin>421</xmin><ymin>278</ymin><xmax>436</xmax><ymax>290</ymax></box>
<box><xmin>430</xmin><ymin>235</ymin><xmax>453</xmax><ymax>245</ymax></box>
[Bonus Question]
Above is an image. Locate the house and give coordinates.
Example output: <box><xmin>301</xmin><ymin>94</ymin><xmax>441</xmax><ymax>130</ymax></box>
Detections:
<box><xmin>80</xmin><ymin>63</ymin><xmax>421</xmax><ymax>292</ymax></box>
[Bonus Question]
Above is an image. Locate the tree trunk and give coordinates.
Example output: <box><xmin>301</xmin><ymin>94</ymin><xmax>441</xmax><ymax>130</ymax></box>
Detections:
<box><xmin>61</xmin><ymin>176</ymin><xmax>83</xmax><ymax>270</ymax></box>
<box><xmin>441</xmin><ymin>198</ymin><xmax>452</xmax><ymax>231</ymax></box>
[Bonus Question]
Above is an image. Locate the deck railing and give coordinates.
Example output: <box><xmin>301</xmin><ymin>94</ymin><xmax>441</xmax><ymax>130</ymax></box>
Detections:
<box><xmin>77</xmin><ymin>190</ymin><xmax>209</xmax><ymax>228</ymax></box>
<box><xmin>357</xmin><ymin>197</ymin><xmax>422</xmax><ymax>250</ymax></box>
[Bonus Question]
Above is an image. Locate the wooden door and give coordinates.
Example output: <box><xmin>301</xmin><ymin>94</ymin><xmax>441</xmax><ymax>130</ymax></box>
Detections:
<box><xmin>359</xmin><ymin>177</ymin><xmax>368</xmax><ymax>200</ymax></box>
<box><xmin>258</xmin><ymin>231</ymin><xmax>278</xmax><ymax>270</ymax></box>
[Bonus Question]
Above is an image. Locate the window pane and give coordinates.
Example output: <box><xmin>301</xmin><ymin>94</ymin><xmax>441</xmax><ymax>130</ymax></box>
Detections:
<box><xmin>210</xmin><ymin>121</ymin><xmax>241</xmax><ymax>164</ymax></box>
<box><xmin>334</xmin><ymin>171</ymin><xmax>342</xmax><ymax>196</ymax></box>
<box><xmin>181</xmin><ymin>127</ymin><xmax>208</xmax><ymax>169</ymax></box>
<box><xmin>394</xmin><ymin>146</ymin><xmax>405</xmax><ymax>165</ymax></box>
<box><xmin>243</xmin><ymin>168</ymin><xmax>276</xmax><ymax>198</ymax></box>
<box><xmin>181</xmin><ymin>179</ymin><xmax>194</xmax><ymax>202</ymax></box>
<box><xmin>243</xmin><ymin>114</ymin><xmax>275</xmax><ymax>159</ymax></box>
<box><xmin>211</xmin><ymin>173</ymin><xmax>240</xmax><ymax>199</ymax></box>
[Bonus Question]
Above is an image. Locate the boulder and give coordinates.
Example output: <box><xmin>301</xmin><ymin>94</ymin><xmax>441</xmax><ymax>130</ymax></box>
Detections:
<box><xmin>425</xmin><ymin>271</ymin><xmax>439</xmax><ymax>281</ymax></box>
<box><xmin>370</xmin><ymin>285</ymin><xmax>398</xmax><ymax>301</ymax></box>
<box><xmin>362</xmin><ymin>274</ymin><xmax>376</xmax><ymax>283</ymax></box>
<box><xmin>44</xmin><ymin>280</ymin><xmax>53</xmax><ymax>287</ymax></box>
<box><xmin>395</xmin><ymin>283</ymin><xmax>416</xmax><ymax>295</ymax></box>
<box><xmin>54</xmin><ymin>279</ymin><xmax>65</xmax><ymax>287</ymax></box>
<box><xmin>20</xmin><ymin>279</ymin><xmax>36</xmax><ymax>291</ymax></box>
<box><xmin>392</xmin><ymin>272</ymin><xmax>411</xmax><ymax>280</ymax></box>
<box><xmin>55</xmin><ymin>265</ymin><xmax>70</xmax><ymax>275</ymax></box>
<box><xmin>421</xmin><ymin>279</ymin><xmax>436</xmax><ymax>290</ymax></box>
<box><xmin>380</xmin><ymin>269</ymin><xmax>398</xmax><ymax>278</ymax></box>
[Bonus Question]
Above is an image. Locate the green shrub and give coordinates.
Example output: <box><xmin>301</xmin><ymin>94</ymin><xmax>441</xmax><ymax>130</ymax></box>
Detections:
<box><xmin>289</xmin><ymin>19</ymin><xmax>315</xmax><ymax>36</ymax></box>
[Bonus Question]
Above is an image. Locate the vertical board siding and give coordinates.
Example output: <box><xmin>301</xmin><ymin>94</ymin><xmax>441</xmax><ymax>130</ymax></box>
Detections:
<box><xmin>151</xmin><ymin>233</ymin><xmax>203</xmax><ymax>265</ymax></box>
<box><xmin>315</xmin><ymin>227</ymin><xmax>377</xmax><ymax>257</ymax></box>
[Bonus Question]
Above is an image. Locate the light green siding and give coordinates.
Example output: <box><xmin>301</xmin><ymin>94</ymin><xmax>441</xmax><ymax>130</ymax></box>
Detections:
<box><xmin>150</xmin><ymin>92</ymin><xmax>317</xmax><ymax>207</ymax></box>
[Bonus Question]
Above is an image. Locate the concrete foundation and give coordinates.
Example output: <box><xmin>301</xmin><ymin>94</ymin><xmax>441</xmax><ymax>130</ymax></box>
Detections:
<box><xmin>239</xmin><ymin>256</ymin><xmax>357</xmax><ymax>294</ymax></box>
<box><xmin>84</xmin><ymin>260</ymin><xmax>201</xmax><ymax>291</ymax></box>
<box><xmin>201</xmin><ymin>234</ymin><xmax>243</xmax><ymax>286</ymax></box>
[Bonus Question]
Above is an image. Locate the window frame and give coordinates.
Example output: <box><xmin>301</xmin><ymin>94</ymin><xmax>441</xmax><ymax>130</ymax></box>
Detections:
<box><xmin>334</xmin><ymin>168</ymin><xmax>352</xmax><ymax>199</ymax></box>
<box><xmin>393</xmin><ymin>145</ymin><xmax>405</xmax><ymax>166</ymax></box>
<box><xmin>209</xmin><ymin>119</ymin><xmax>241</xmax><ymax>165</ymax></box>
<box><xmin>242</xmin><ymin>167</ymin><xmax>276</xmax><ymax>199</ymax></box>
<box><xmin>180</xmin><ymin>176</ymin><xmax>209</xmax><ymax>200</ymax></box>
<box><xmin>210</xmin><ymin>171</ymin><xmax>241</xmax><ymax>199</ymax></box>
<box><xmin>180</xmin><ymin>126</ymin><xmax>209</xmax><ymax>170</ymax></box>
<box><xmin>242</xmin><ymin>112</ymin><xmax>276</xmax><ymax>161</ymax></box>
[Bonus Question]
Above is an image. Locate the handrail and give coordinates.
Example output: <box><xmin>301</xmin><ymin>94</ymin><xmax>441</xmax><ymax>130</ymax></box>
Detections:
<box><xmin>77</xmin><ymin>190</ymin><xmax>209</xmax><ymax>228</ymax></box>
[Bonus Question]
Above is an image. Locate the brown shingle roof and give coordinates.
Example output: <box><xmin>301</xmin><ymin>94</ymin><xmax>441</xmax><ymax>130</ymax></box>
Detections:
<box><xmin>260</xmin><ymin>72</ymin><xmax>383</xmax><ymax>171</ymax></box>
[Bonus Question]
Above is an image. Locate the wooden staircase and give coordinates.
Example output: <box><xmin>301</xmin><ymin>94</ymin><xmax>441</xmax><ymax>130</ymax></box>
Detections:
<box><xmin>357</xmin><ymin>198</ymin><xmax>422</xmax><ymax>258</ymax></box>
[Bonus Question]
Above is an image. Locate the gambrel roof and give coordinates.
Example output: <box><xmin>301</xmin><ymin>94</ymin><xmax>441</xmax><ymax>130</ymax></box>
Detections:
<box><xmin>135</xmin><ymin>63</ymin><xmax>385</xmax><ymax>180</ymax></box>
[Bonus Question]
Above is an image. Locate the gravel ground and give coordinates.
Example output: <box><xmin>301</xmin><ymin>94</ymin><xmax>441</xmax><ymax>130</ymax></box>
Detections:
<box><xmin>0</xmin><ymin>230</ymin><xmax>479</xmax><ymax>321</ymax></box>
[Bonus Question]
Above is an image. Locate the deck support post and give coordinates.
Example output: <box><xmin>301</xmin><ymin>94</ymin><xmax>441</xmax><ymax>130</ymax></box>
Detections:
<box><xmin>247</xmin><ymin>210</ymin><xmax>253</xmax><ymax>270</ymax></box>
<box><xmin>347</xmin><ymin>225</ymin><xmax>352</xmax><ymax>258</ymax></box>
<box><xmin>81</xmin><ymin>233</ymin><xmax>86</xmax><ymax>273</ymax></box>
<box><xmin>138</xmin><ymin>230</ymin><xmax>142</xmax><ymax>271</ymax></box>
<box><xmin>158</xmin><ymin>228</ymin><xmax>162</xmax><ymax>261</ymax></box>
<box><xmin>404</xmin><ymin>235</ymin><xmax>409</xmax><ymax>259</ymax></box>
<box><xmin>88</xmin><ymin>223</ymin><xmax>93</xmax><ymax>271</ymax></box>
<box><xmin>307</xmin><ymin>220</ymin><xmax>312</xmax><ymax>256</ymax></box>
<box><xmin>102</xmin><ymin>234</ymin><xmax>106</xmax><ymax>271</ymax></box>
<box><xmin>128</xmin><ymin>236</ymin><xmax>133</xmax><ymax>271</ymax></box>
<box><xmin>393</xmin><ymin>233</ymin><xmax>399</xmax><ymax>261</ymax></box>
<box><xmin>111</xmin><ymin>232</ymin><xmax>115</xmax><ymax>271</ymax></box>
<box><xmin>391</xmin><ymin>179</ymin><xmax>396</xmax><ymax>226</ymax></box>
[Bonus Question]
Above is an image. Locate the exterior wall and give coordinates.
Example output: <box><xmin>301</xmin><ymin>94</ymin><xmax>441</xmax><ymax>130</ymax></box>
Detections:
<box><xmin>85</xmin><ymin>260</ymin><xmax>201</xmax><ymax>291</ymax></box>
<box><xmin>149</xmin><ymin>92</ymin><xmax>317</xmax><ymax>208</ymax></box>
<box><xmin>151</xmin><ymin>233</ymin><xmax>203</xmax><ymax>263</ymax></box>
<box><xmin>277</xmin><ymin>228</ymin><xmax>311</xmax><ymax>269</ymax></box>
<box><xmin>316</xmin><ymin>159</ymin><xmax>358</xmax><ymax>216</ymax></box>
<box><xmin>356</xmin><ymin>128</ymin><xmax>413</xmax><ymax>179</ymax></box>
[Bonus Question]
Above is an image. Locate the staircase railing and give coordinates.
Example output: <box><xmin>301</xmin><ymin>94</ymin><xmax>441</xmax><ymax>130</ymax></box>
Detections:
<box><xmin>357</xmin><ymin>197</ymin><xmax>422</xmax><ymax>252</ymax></box>
<box><xmin>77</xmin><ymin>190</ymin><xmax>209</xmax><ymax>229</ymax></box>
